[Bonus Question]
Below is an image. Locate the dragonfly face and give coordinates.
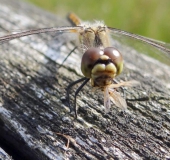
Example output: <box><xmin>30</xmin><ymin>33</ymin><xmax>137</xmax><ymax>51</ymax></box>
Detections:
<box><xmin>81</xmin><ymin>47</ymin><xmax>123</xmax><ymax>86</ymax></box>
<box><xmin>0</xmin><ymin>13</ymin><xmax>170</xmax><ymax>118</ymax></box>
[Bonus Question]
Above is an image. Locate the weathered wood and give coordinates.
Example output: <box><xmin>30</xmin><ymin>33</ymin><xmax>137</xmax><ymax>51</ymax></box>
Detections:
<box><xmin>0</xmin><ymin>147</ymin><xmax>13</xmax><ymax>160</ymax></box>
<box><xmin>0</xmin><ymin>0</ymin><xmax>170</xmax><ymax>160</ymax></box>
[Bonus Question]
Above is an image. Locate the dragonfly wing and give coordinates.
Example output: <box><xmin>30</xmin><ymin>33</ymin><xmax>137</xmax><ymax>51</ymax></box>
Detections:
<box><xmin>109</xmin><ymin>80</ymin><xmax>140</xmax><ymax>89</ymax></box>
<box><xmin>0</xmin><ymin>26</ymin><xmax>83</xmax><ymax>74</ymax></box>
<box><xmin>104</xmin><ymin>86</ymin><xmax>111</xmax><ymax>113</ymax></box>
<box><xmin>108</xmin><ymin>27</ymin><xmax>170</xmax><ymax>66</ymax></box>
<box><xmin>0</xmin><ymin>26</ymin><xmax>81</xmax><ymax>44</ymax></box>
<box><xmin>109</xmin><ymin>89</ymin><xmax>127</xmax><ymax>111</ymax></box>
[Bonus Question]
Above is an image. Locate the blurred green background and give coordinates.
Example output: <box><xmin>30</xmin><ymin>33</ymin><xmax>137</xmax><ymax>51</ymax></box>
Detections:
<box><xmin>24</xmin><ymin>0</ymin><xmax>170</xmax><ymax>43</ymax></box>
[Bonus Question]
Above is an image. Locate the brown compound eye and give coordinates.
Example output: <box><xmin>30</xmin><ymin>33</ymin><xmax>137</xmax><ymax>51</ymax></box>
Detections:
<box><xmin>104</xmin><ymin>47</ymin><xmax>123</xmax><ymax>75</ymax></box>
<box><xmin>81</xmin><ymin>48</ymin><xmax>104</xmax><ymax>78</ymax></box>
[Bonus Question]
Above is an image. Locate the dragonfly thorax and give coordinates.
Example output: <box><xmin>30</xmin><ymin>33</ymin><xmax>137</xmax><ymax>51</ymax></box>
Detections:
<box><xmin>78</xmin><ymin>24</ymin><xmax>111</xmax><ymax>50</ymax></box>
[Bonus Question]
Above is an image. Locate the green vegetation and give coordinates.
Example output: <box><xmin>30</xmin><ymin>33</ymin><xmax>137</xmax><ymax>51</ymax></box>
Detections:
<box><xmin>24</xmin><ymin>0</ymin><xmax>170</xmax><ymax>43</ymax></box>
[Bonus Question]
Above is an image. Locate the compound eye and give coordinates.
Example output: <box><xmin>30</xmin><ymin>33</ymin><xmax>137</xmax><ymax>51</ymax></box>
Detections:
<box><xmin>104</xmin><ymin>47</ymin><xmax>123</xmax><ymax>75</ymax></box>
<box><xmin>81</xmin><ymin>48</ymin><xmax>104</xmax><ymax>78</ymax></box>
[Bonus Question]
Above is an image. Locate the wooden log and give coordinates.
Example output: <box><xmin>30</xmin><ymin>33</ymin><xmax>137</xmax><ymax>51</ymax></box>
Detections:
<box><xmin>0</xmin><ymin>0</ymin><xmax>170</xmax><ymax>159</ymax></box>
<box><xmin>0</xmin><ymin>147</ymin><xmax>13</xmax><ymax>160</ymax></box>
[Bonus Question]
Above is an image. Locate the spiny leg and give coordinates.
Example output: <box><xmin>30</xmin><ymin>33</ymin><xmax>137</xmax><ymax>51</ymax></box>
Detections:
<box><xmin>66</xmin><ymin>77</ymin><xmax>88</xmax><ymax>115</ymax></box>
<box><xmin>112</xmin><ymin>79</ymin><xmax>126</xmax><ymax>99</ymax></box>
<box><xmin>74</xmin><ymin>78</ymin><xmax>90</xmax><ymax>118</ymax></box>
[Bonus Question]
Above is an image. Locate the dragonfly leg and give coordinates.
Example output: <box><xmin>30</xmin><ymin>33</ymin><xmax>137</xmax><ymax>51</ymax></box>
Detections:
<box><xmin>58</xmin><ymin>46</ymin><xmax>77</xmax><ymax>69</ymax></box>
<box><xmin>112</xmin><ymin>79</ymin><xmax>126</xmax><ymax>99</ymax></box>
<box><xmin>66</xmin><ymin>77</ymin><xmax>89</xmax><ymax>118</ymax></box>
<box><xmin>74</xmin><ymin>78</ymin><xmax>90</xmax><ymax>118</ymax></box>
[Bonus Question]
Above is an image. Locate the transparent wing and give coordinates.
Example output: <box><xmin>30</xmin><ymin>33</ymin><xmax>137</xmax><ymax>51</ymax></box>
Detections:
<box><xmin>0</xmin><ymin>26</ymin><xmax>81</xmax><ymax>43</ymax></box>
<box><xmin>109</xmin><ymin>89</ymin><xmax>127</xmax><ymax>111</ymax></box>
<box><xmin>0</xmin><ymin>26</ymin><xmax>84</xmax><ymax>74</ymax></box>
<box><xmin>108</xmin><ymin>27</ymin><xmax>170</xmax><ymax>65</ymax></box>
<box><xmin>109</xmin><ymin>80</ymin><xmax>140</xmax><ymax>89</ymax></box>
<box><xmin>104</xmin><ymin>86</ymin><xmax>111</xmax><ymax>113</ymax></box>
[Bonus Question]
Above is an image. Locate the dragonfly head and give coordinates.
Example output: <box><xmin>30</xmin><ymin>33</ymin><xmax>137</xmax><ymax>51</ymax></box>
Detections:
<box><xmin>81</xmin><ymin>47</ymin><xmax>123</xmax><ymax>87</ymax></box>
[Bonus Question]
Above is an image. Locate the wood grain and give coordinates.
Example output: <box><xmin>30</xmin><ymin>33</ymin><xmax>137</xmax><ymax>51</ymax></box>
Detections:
<box><xmin>0</xmin><ymin>0</ymin><xmax>169</xmax><ymax>159</ymax></box>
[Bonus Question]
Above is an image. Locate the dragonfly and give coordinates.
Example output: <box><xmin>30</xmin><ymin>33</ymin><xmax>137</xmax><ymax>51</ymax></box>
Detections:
<box><xmin>0</xmin><ymin>13</ymin><xmax>170</xmax><ymax>118</ymax></box>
